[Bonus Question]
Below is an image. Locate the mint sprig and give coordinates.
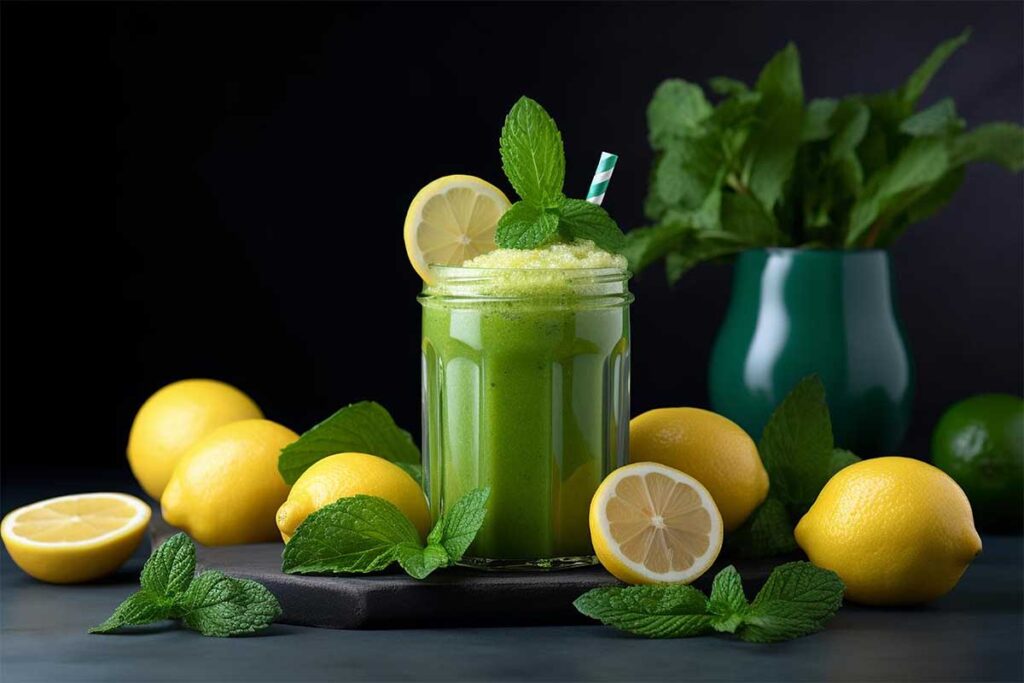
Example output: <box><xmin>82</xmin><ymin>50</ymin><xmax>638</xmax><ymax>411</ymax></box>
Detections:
<box><xmin>278</xmin><ymin>401</ymin><xmax>421</xmax><ymax>485</ymax></box>
<box><xmin>282</xmin><ymin>487</ymin><xmax>490</xmax><ymax>580</ymax></box>
<box><xmin>574</xmin><ymin>562</ymin><xmax>844</xmax><ymax>643</ymax></box>
<box><xmin>91</xmin><ymin>533</ymin><xmax>281</xmax><ymax>637</ymax></box>
<box><xmin>495</xmin><ymin>97</ymin><xmax>625</xmax><ymax>253</ymax></box>
<box><xmin>726</xmin><ymin>375</ymin><xmax>861</xmax><ymax>559</ymax></box>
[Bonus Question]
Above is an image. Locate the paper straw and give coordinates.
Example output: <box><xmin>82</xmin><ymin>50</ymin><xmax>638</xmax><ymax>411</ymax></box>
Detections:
<box><xmin>586</xmin><ymin>152</ymin><xmax>618</xmax><ymax>206</ymax></box>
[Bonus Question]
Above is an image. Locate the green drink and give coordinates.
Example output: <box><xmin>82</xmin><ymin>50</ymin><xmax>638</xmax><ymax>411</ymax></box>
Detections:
<box><xmin>420</xmin><ymin>243</ymin><xmax>632</xmax><ymax>569</ymax></box>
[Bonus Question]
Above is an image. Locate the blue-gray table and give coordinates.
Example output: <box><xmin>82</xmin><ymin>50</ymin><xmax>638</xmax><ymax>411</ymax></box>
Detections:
<box><xmin>1</xmin><ymin>535</ymin><xmax>1021</xmax><ymax>682</ymax></box>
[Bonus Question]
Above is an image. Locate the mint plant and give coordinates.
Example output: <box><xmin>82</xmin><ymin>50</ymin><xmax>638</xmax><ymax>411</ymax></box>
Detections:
<box><xmin>627</xmin><ymin>30</ymin><xmax>1024</xmax><ymax>283</ymax></box>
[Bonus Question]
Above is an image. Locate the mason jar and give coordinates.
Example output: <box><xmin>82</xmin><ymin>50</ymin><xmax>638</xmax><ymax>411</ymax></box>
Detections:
<box><xmin>419</xmin><ymin>265</ymin><xmax>632</xmax><ymax>570</ymax></box>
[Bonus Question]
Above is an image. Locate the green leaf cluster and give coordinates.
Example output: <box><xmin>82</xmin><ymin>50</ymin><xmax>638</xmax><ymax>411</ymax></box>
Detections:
<box><xmin>726</xmin><ymin>376</ymin><xmax>861</xmax><ymax>559</ymax></box>
<box><xmin>629</xmin><ymin>30</ymin><xmax>1024</xmax><ymax>283</ymax></box>
<box><xmin>278</xmin><ymin>401</ymin><xmax>422</xmax><ymax>485</ymax></box>
<box><xmin>282</xmin><ymin>488</ymin><xmax>490</xmax><ymax>580</ymax></box>
<box><xmin>495</xmin><ymin>97</ymin><xmax>625</xmax><ymax>253</ymax></box>
<box><xmin>91</xmin><ymin>533</ymin><xmax>281</xmax><ymax>637</ymax></box>
<box><xmin>574</xmin><ymin>561</ymin><xmax>844</xmax><ymax>643</ymax></box>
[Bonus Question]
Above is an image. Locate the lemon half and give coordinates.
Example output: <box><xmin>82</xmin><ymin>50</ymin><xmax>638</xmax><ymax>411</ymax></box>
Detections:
<box><xmin>590</xmin><ymin>462</ymin><xmax>723</xmax><ymax>585</ymax></box>
<box><xmin>1</xmin><ymin>493</ymin><xmax>151</xmax><ymax>583</ymax></box>
<box><xmin>403</xmin><ymin>175</ymin><xmax>510</xmax><ymax>282</ymax></box>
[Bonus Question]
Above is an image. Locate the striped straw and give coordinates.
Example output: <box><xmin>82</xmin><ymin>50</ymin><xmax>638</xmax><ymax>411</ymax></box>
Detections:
<box><xmin>586</xmin><ymin>152</ymin><xmax>618</xmax><ymax>206</ymax></box>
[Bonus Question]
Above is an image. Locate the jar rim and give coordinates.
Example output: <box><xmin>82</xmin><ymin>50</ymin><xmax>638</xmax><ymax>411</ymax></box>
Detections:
<box><xmin>420</xmin><ymin>265</ymin><xmax>632</xmax><ymax>305</ymax></box>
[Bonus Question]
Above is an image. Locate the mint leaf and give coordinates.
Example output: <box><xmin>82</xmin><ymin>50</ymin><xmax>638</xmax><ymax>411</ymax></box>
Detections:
<box><xmin>278</xmin><ymin>401</ymin><xmax>420</xmax><ymax>485</ymax></box>
<box><xmin>899</xmin><ymin>29</ymin><xmax>970</xmax><ymax>107</ymax></box>
<box><xmin>846</xmin><ymin>137</ymin><xmax>950</xmax><ymax>246</ymax></box>
<box><xmin>802</xmin><ymin>98</ymin><xmax>838</xmax><ymax>142</ymax></box>
<box><xmin>427</xmin><ymin>487</ymin><xmax>490</xmax><ymax>562</ymax></box>
<box><xmin>709</xmin><ymin>76</ymin><xmax>749</xmax><ymax>97</ymax></box>
<box><xmin>744</xmin><ymin>42</ymin><xmax>803</xmax><ymax>211</ymax></box>
<box><xmin>725</xmin><ymin>496</ymin><xmax>798</xmax><ymax>559</ymax></box>
<box><xmin>828</xmin><ymin>448</ymin><xmax>861</xmax><ymax>477</ymax></box>
<box><xmin>92</xmin><ymin>534</ymin><xmax>279</xmax><ymax>637</ymax></box>
<box><xmin>557</xmin><ymin>199</ymin><xmax>625</xmax><ymax>253</ymax></box>
<box><xmin>282</xmin><ymin>495</ymin><xmax>421</xmax><ymax>574</ymax></box>
<box><xmin>708</xmin><ymin>566</ymin><xmax>748</xmax><ymax>633</ymax></box>
<box><xmin>180</xmin><ymin>571</ymin><xmax>281</xmax><ymax>637</ymax></box>
<box><xmin>950</xmin><ymin>122</ymin><xmax>1024</xmax><ymax>172</ymax></box>
<box><xmin>495</xmin><ymin>201</ymin><xmax>560</xmax><ymax>249</ymax></box>
<box><xmin>500</xmin><ymin>96</ymin><xmax>565</xmax><ymax>208</ymax></box>
<box><xmin>89</xmin><ymin>591</ymin><xmax>174</xmax><ymax>634</ymax></box>
<box><xmin>738</xmin><ymin>562</ymin><xmax>844</xmax><ymax>643</ymax></box>
<box><xmin>647</xmin><ymin>79</ymin><xmax>712</xmax><ymax>151</ymax></box>
<box><xmin>573</xmin><ymin>585</ymin><xmax>712</xmax><ymax>639</ymax></box>
<box><xmin>654</xmin><ymin>136</ymin><xmax>723</xmax><ymax>211</ymax></box>
<box><xmin>758</xmin><ymin>376</ymin><xmax>834</xmax><ymax>509</ymax></box>
<box><xmin>140</xmin><ymin>532</ymin><xmax>195</xmax><ymax>599</ymax></box>
<box><xmin>395</xmin><ymin>543</ymin><xmax>448</xmax><ymax>580</ymax></box>
<box><xmin>720</xmin><ymin>192</ymin><xmax>776</xmax><ymax>244</ymax></box>
<box><xmin>899</xmin><ymin>98</ymin><xmax>964</xmax><ymax>137</ymax></box>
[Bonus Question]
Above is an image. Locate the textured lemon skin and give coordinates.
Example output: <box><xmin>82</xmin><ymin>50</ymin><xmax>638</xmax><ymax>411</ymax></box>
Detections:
<box><xmin>589</xmin><ymin>462</ymin><xmax>723</xmax><ymax>585</ymax></box>
<box><xmin>795</xmin><ymin>457</ymin><xmax>982</xmax><ymax>605</ymax></box>
<box><xmin>276</xmin><ymin>452</ymin><xmax>430</xmax><ymax>543</ymax></box>
<box><xmin>128</xmin><ymin>379</ymin><xmax>263</xmax><ymax>499</ymax></box>
<box><xmin>161</xmin><ymin>419</ymin><xmax>297</xmax><ymax>546</ymax></box>
<box><xmin>1</xmin><ymin>495</ymin><xmax>151</xmax><ymax>584</ymax></box>
<box><xmin>629</xmin><ymin>408</ymin><xmax>768</xmax><ymax>532</ymax></box>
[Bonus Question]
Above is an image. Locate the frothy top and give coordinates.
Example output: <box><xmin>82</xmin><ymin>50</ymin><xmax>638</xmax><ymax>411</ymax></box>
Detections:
<box><xmin>461</xmin><ymin>240</ymin><xmax>627</xmax><ymax>270</ymax></box>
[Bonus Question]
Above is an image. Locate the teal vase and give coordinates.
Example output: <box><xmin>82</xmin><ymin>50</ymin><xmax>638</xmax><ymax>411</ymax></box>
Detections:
<box><xmin>709</xmin><ymin>249</ymin><xmax>913</xmax><ymax>455</ymax></box>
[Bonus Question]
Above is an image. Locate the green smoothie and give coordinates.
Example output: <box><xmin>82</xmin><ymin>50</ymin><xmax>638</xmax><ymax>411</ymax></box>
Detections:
<box><xmin>419</xmin><ymin>242</ymin><xmax>631</xmax><ymax>567</ymax></box>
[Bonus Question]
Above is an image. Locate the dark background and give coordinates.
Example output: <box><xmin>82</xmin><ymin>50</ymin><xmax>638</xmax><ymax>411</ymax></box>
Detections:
<box><xmin>2</xmin><ymin>2</ymin><xmax>1022</xmax><ymax>500</ymax></box>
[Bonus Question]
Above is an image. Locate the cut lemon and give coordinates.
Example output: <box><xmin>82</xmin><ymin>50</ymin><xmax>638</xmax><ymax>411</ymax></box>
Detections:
<box><xmin>404</xmin><ymin>174</ymin><xmax>510</xmax><ymax>282</ymax></box>
<box><xmin>1</xmin><ymin>493</ymin><xmax>151</xmax><ymax>584</ymax></box>
<box><xmin>590</xmin><ymin>462</ymin><xmax>723</xmax><ymax>585</ymax></box>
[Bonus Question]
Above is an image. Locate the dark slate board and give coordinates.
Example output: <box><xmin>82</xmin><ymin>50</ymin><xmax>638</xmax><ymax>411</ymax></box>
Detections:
<box><xmin>151</xmin><ymin>517</ymin><xmax>781</xmax><ymax>630</ymax></box>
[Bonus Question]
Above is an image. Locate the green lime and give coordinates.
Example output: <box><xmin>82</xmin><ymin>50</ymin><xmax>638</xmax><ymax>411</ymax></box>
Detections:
<box><xmin>932</xmin><ymin>394</ymin><xmax>1024</xmax><ymax>532</ymax></box>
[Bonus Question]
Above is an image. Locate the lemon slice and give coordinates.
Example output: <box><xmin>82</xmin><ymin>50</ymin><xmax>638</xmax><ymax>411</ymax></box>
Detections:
<box><xmin>590</xmin><ymin>462</ymin><xmax>723</xmax><ymax>585</ymax></box>
<box><xmin>1</xmin><ymin>493</ymin><xmax>152</xmax><ymax>583</ymax></box>
<box><xmin>404</xmin><ymin>174</ymin><xmax>510</xmax><ymax>282</ymax></box>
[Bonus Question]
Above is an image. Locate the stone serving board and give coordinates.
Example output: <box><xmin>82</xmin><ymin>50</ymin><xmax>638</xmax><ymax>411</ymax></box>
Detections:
<box><xmin>151</xmin><ymin>517</ymin><xmax>781</xmax><ymax>630</ymax></box>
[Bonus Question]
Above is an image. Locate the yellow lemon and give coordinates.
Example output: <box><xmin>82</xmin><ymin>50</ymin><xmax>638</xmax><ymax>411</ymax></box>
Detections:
<box><xmin>404</xmin><ymin>174</ymin><xmax>510</xmax><ymax>283</ymax></box>
<box><xmin>795</xmin><ymin>456</ymin><xmax>982</xmax><ymax>605</ymax></box>
<box><xmin>277</xmin><ymin>453</ymin><xmax>430</xmax><ymax>543</ymax></box>
<box><xmin>161</xmin><ymin>419</ymin><xmax>297</xmax><ymax>546</ymax></box>
<box><xmin>629</xmin><ymin>407</ymin><xmax>768</xmax><ymax>532</ymax></box>
<box><xmin>590</xmin><ymin>462</ymin><xmax>723</xmax><ymax>585</ymax></box>
<box><xmin>1</xmin><ymin>493</ymin><xmax>151</xmax><ymax>583</ymax></box>
<box><xmin>128</xmin><ymin>379</ymin><xmax>263</xmax><ymax>499</ymax></box>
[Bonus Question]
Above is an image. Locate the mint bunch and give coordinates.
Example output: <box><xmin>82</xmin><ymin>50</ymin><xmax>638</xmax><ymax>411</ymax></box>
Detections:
<box><xmin>574</xmin><ymin>561</ymin><xmax>844</xmax><ymax>643</ymax></box>
<box><xmin>727</xmin><ymin>376</ymin><xmax>860</xmax><ymax>558</ymax></box>
<box><xmin>628</xmin><ymin>30</ymin><xmax>1024</xmax><ymax>283</ymax></box>
<box><xmin>282</xmin><ymin>488</ymin><xmax>489</xmax><ymax>579</ymax></box>
<box><xmin>495</xmin><ymin>97</ymin><xmax>625</xmax><ymax>252</ymax></box>
<box><xmin>91</xmin><ymin>533</ymin><xmax>280</xmax><ymax>637</ymax></box>
<box><xmin>278</xmin><ymin>401</ymin><xmax>422</xmax><ymax>485</ymax></box>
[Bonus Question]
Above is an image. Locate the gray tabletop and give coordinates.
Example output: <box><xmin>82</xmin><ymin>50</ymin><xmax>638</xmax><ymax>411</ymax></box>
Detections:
<box><xmin>1</xmin><ymin>535</ymin><xmax>1021</xmax><ymax>682</ymax></box>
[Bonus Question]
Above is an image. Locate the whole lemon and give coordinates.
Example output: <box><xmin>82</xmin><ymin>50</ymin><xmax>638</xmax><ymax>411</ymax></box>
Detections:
<box><xmin>277</xmin><ymin>453</ymin><xmax>430</xmax><ymax>543</ymax></box>
<box><xmin>161</xmin><ymin>419</ymin><xmax>297</xmax><ymax>546</ymax></box>
<box><xmin>128</xmin><ymin>379</ymin><xmax>263</xmax><ymax>499</ymax></box>
<box><xmin>629</xmin><ymin>407</ymin><xmax>768</xmax><ymax>531</ymax></box>
<box><xmin>795</xmin><ymin>456</ymin><xmax>982</xmax><ymax>605</ymax></box>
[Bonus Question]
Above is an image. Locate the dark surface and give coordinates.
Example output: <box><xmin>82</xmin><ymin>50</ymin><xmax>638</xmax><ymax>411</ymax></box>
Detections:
<box><xmin>2</xmin><ymin>2</ymin><xmax>1022</xmax><ymax>487</ymax></box>
<box><xmin>150</xmin><ymin>517</ymin><xmax>777</xmax><ymax>629</ymax></box>
<box><xmin>2</xmin><ymin>535</ymin><xmax>1020</xmax><ymax>682</ymax></box>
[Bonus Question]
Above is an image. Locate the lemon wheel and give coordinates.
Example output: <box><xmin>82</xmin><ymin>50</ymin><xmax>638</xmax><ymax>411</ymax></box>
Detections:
<box><xmin>590</xmin><ymin>462</ymin><xmax>723</xmax><ymax>585</ymax></box>
<box><xmin>404</xmin><ymin>175</ymin><xmax>510</xmax><ymax>282</ymax></box>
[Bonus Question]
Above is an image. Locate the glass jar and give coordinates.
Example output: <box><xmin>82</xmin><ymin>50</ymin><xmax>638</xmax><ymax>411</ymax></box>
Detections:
<box><xmin>419</xmin><ymin>266</ymin><xmax>632</xmax><ymax>570</ymax></box>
